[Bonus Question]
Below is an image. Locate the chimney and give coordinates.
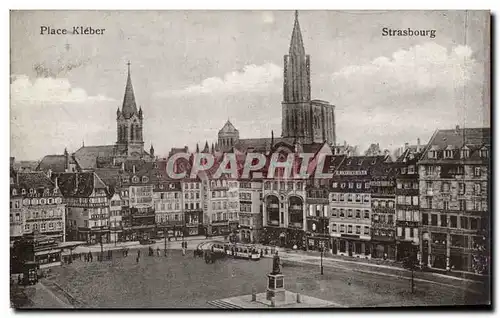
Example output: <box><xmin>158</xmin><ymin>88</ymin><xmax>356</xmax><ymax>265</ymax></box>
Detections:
<box><xmin>344</xmin><ymin>140</ymin><xmax>347</xmax><ymax>147</ymax></box>
<box><xmin>417</xmin><ymin>138</ymin><xmax>421</xmax><ymax>151</ymax></box>
<box><xmin>133</xmin><ymin>165</ymin><xmax>136</xmax><ymax>174</ymax></box>
<box><xmin>121</xmin><ymin>162</ymin><xmax>125</xmax><ymax>171</ymax></box>
<box><xmin>404</xmin><ymin>142</ymin><xmax>409</xmax><ymax>150</ymax></box>
<box><xmin>455</xmin><ymin>125</ymin><xmax>460</xmax><ymax>134</ymax></box>
<box><xmin>75</xmin><ymin>173</ymin><xmax>79</xmax><ymax>191</ymax></box>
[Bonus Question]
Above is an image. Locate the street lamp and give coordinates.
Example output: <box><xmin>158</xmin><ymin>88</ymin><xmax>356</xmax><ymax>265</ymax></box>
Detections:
<box><xmin>320</xmin><ymin>242</ymin><xmax>324</xmax><ymax>275</ymax></box>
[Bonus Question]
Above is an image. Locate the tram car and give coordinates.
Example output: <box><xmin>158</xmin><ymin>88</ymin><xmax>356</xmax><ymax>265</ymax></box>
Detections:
<box><xmin>226</xmin><ymin>243</ymin><xmax>261</xmax><ymax>260</ymax></box>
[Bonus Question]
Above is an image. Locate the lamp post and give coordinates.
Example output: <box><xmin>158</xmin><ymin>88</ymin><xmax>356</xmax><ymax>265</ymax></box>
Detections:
<box><xmin>320</xmin><ymin>242</ymin><xmax>324</xmax><ymax>275</ymax></box>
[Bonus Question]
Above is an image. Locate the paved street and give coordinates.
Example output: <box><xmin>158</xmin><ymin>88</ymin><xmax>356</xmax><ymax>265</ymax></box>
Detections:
<box><xmin>35</xmin><ymin>247</ymin><xmax>487</xmax><ymax>308</ymax></box>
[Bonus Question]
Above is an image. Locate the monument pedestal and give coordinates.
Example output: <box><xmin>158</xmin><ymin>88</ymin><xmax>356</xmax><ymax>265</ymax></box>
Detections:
<box><xmin>266</xmin><ymin>273</ymin><xmax>285</xmax><ymax>302</ymax></box>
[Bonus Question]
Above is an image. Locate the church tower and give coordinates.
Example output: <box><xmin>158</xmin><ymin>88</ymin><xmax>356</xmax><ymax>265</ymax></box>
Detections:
<box><xmin>282</xmin><ymin>10</ymin><xmax>312</xmax><ymax>143</ymax></box>
<box><xmin>218</xmin><ymin>119</ymin><xmax>239</xmax><ymax>152</ymax></box>
<box><xmin>281</xmin><ymin>11</ymin><xmax>336</xmax><ymax>146</ymax></box>
<box><xmin>116</xmin><ymin>62</ymin><xmax>145</xmax><ymax>159</ymax></box>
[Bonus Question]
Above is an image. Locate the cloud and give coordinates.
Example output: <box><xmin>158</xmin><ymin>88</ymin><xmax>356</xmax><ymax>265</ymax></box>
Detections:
<box><xmin>261</xmin><ymin>11</ymin><xmax>275</xmax><ymax>24</ymax></box>
<box><xmin>324</xmin><ymin>42</ymin><xmax>488</xmax><ymax>151</ymax></box>
<box><xmin>331</xmin><ymin>43</ymin><xmax>476</xmax><ymax>98</ymax></box>
<box><xmin>159</xmin><ymin>63</ymin><xmax>282</xmax><ymax>96</ymax></box>
<box><xmin>10</xmin><ymin>75</ymin><xmax>116</xmax><ymax>104</ymax></box>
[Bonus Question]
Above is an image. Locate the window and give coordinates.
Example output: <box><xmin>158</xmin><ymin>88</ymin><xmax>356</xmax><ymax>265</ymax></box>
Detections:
<box><xmin>355</xmin><ymin>210</ymin><xmax>361</xmax><ymax>218</ymax></box>
<box><xmin>331</xmin><ymin>224</ymin><xmax>337</xmax><ymax>232</ymax></box>
<box><xmin>442</xmin><ymin>182</ymin><xmax>450</xmax><ymax>193</ymax></box>
<box><xmin>443</xmin><ymin>201</ymin><xmax>450</xmax><ymax>211</ymax></box>
<box><xmin>355</xmin><ymin>194</ymin><xmax>361</xmax><ymax>203</ymax></box>
<box><xmin>340</xmin><ymin>183</ymin><xmax>346</xmax><ymax>189</ymax></box>
<box><xmin>364</xmin><ymin>211</ymin><xmax>369</xmax><ymax>219</ymax></box>
<box><xmin>413</xmin><ymin>211</ymin><xmax>420</xmax><ymax>222</ymax></box>
<box><xmin>431</xmin><ymin>214</ymin><xmax>437</xmax><ymax>226</ymax></box>
<box><xmin>426</xmin><ymin>197</ymin><xmax>433</xmax><ymax>209</ymax></box>
<box><xmin>450</xmin><ymin>215</ymin><xmax>457</xmax><ymax>228</ymax></box>
<box><xmin>356</xmin><ymin>183</ymin><xmax>362</xmax><ymax>189</ymax></box>
<box><xmin>331</xmin><ymin>208</ymin><xmax>337</xmax><ymax>217</ymax></box>
<box><xmin>455</xmin><ymin>200</ymin><xmax>465</xmax><ymax>212</ymax></box>
<box><xmin>339</xmin><ymin>194</ymin><xmax>344</xmax><ymax>202</ymax></box>
<box><xmin>24</xmin><ymin>224</ymin><xmax>30</xmax><ymax>231</ymax></box>
<box><xmin>422</xmin><ymin>213</ymin><xmax>428</xmax><ymax>225</ymax></box>
<box><xmin>347</xmin><ymin>225</ymin><xmax>352</xmax><ymax>233</ymax></box>
<box><xmin>397</xmin><ymin>182</ymin><xmax>402</xmax><ymax>189</ymax></box>
<box><xmin>388</xmin><ymin>201</ymin><xmax>394</xmax><ymax>209</ymax></box>
<box><xmin>339</xmin><ymin>209</ymin><xmax>345</xmax><ymax>217</ymax></box>
<box><xmin>356</xmin><ymin>226</ymin><xmax>361</xmax><ymax>234</ymax></box>
<box><xmin>474</xmin><ymin>183</ymin><xmax>481</xmax><ymax>195</ymax></box>
<box><xmin>405</xmin><ymin>228</ymin><xmax>411</xmax><ymax>238</ymax></box>
<box><xmin>440</xmin><ymin>215</ymin><xmax>447</xmax><ymax>227</ymax></box>
<box><xmin>348</xmin><ymin>209</ymin><xmax>353</xmax><ymax>218</ymax></box>
<box><xmin>460</xmin><ymin>216</ymin><xmax>469</xmax><ymax>229</ymax></box>
<box><xmin>397</xmin><ymin>227</ymin><xmax>403</xmax><ymax>237</ymax></box>
<box><xmin>461</xmin><ymin>148</ymin><xmax>470</xmax><ymax>159</ymax></box>
<box><xmin>480</xmin><ymin>148</ymin><xmax>489</xmax><ymax>158</ymax></box>
<box><xmin>132</xmin><ymin>176</ymin><xmax>139</xmax><ymax>183</ymax></box>
<box><xmin>364</xmin><ymin>226</ymin><xmax>370</xmax><ymax>235</ymax></box>
<box><xmin>470</xmin><ymin>218</ymin><xmax>478</xmax><ymax>230</ymax></box>
<box><xmin>365</xmin><ymin>182</ymin><xmax>370</xmax><ymax>189</ymax></box>
<box><xmin>412</xmin><ymin>196</ymin><xmax>419</xmax><ymax>206</ymax></box>
<box><xmin>332</xmin><ymin>182</ymin><xmax>338</xmax><ymax>188</ymax></box>
<box><xmin>347</xmin><ymin>194</ymin><xmax>353</xmax><ymax>202</ymax></box>
<box><xmin>348</xmin><ymin>183</ymin><xmax>354</xmax><ymax>189</ymax></box>
<box><xmin>474</xmin><ymin>167</ymin><xmax>481</xmax><ymax>177</ymax></box>
<box><xmin>458</xmin><ymin>183</ymin><xmax>465</xmax><ymax>195</ymax></box>
<box><xmin>363</xmin><ymin>195</ymin><xmax>369</xmax><ymax>203</ymax></box>
<box><xmin>444</xmin><ymin>150</ymin><xmax>453</xmax><ymax>159</ymax></box>
<box><xmin>428</xmin><ymin>150</ymin><xmax>437</xmax><ymax>159</ymax></box>
<box><xmin>340</xmin><ymin>225</ymin><xmax>345</xmax><ymax>233</ymax></box>
<box><xmin>331</xmin><ymin>194</ymin><xmax>337</xmax><ymax>202</ymax></box>
<box><xmin>401</xmin><ymin>167</ymin><xmax>407</xmax><ymax>174</ymax></box>
<box><xmin>408</xmin><ymin>165</ymin><xmax>415</xmax><ymax>174</ymax></box>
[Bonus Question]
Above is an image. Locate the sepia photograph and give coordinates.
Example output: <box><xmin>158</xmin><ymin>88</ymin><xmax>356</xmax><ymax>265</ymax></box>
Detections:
<box><xmin>9</xmin><ymin>9</ymin><xmax>491</xmax><ymax>309</ymax></box>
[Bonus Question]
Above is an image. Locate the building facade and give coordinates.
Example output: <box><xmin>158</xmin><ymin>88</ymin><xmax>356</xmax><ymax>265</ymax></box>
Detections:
<box><xmin>10</xmin><ymin>171</ymin><xmax>65</xmax><ymax>243</ymax></box>
<box><xmin>57</xmin><ymin>172</ymin><xmax>109</xmax><ymax>244</ymax></box>
<box><xmin>418</xmin><ymin>127</ymin><xmax>490</xmax><ymax>272</ymax></box>
<box><xmin>238</xmin><ymin>180</ymin><xmax>263</xmax><ymax>243</ymax></box>
<box><xmin>182</xmin><ymin>180</ymin><xmax>204</xmax><ymax>236</ymax></box>
<box><xmin>109</xmin><ymin>192</ymin><xmax>123</xmax><ymax>243</ymax></box>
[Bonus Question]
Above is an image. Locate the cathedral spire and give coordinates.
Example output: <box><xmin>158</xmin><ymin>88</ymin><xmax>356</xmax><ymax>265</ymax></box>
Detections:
<box><xmin>289</xmin><ymin>10</ymin><xmax>305</xmax><ymax>56</ymax></box>
<box><xmin>121</xmin><ymin>61</ymin><xmax>138</xmax><ymax>119</ymax></box>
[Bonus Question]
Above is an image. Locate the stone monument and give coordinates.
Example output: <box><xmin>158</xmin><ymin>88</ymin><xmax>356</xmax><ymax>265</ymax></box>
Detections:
<box><xmin>266</xmin><ymin>251</ymin><xmax>285</xmax><ymax>302</ymax></box>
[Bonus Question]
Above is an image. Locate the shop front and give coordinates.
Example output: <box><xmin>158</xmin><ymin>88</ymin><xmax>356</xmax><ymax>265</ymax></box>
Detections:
<box><xmin>333</xmin><ymin>234</ymin><xmax>371</xmax><ymax>259</ymax></box>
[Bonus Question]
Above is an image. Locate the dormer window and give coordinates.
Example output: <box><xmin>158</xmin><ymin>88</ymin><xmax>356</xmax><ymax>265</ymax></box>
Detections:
<box><xmin>12</xmin><ymin>189</ymin><xmax>17</xmax><ymax>196</ymax></box>
<box><xmin>142</xmin><ymin>176</ymin><xmax>149</xmax><ymax>183</ymax></box>
<box><xmin>132</xmin><ymin>176</ymin><xmax>139</xmax><ymax>183</ymax></box>
<box><xmin>461</xmin><ymin>147</ymin><xmax>470</xmax><ymax>159</ymax></box>
<box><xmin>480</xmin><ymin>147</ymin><xmax>489</xmax><ymax>158</ymax></box>
<box><xmin>444</xmin><ymin>150</ymin><xmax>453</xmax><ymax>159</ymax></box>
<box><xmin>428</xmin><ymin>150</ymin><xmax>437</xmax><ymax>159</ymax></box>
<box><xmin>123</xmin><ymin>177</ymin><xmax>129</xmax><ymax>184</ymax></box>
<box><xmin>21</xmin><ymin>189</ymin><xmax>26</xmax><ymax>195</ymax></box>
<box><xmin>347</xmin><ymin>159</ymin><xmax>352</xmax><ymax>166</ymax></box>
<box><xmin>160</xmin><ymin>184</ymin><xmax>164</xmax><ymax>190</ymax></box>
<box><xmin>29</xmin><ymin>188</ymin><xmax>34</xmax><ymax>195</ymax></box>
<box><xmin>53</xmin><ymin>188</ymin><xmax>58</xmax><ymax>195</ymax></box>
<box><xmin>44</xmin><ymin>188</ymin><xmax>49</xmax><ymax>195</ymax></box>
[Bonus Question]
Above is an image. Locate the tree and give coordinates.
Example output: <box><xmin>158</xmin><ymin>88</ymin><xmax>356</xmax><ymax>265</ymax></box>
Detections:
<box><xmin>364</xmin><ymin>143</ymin><xmax>382</xmax><ymax>156</ymax></box>
<box><xmin>402</xmin><ymin>254</ymin><xmax>419</xmax><ymax>293</ymax></box>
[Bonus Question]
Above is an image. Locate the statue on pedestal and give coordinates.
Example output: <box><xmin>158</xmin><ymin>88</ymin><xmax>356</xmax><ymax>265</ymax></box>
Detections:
<box><xmin>271</xmin><ymin>251</ymin><xmax>281</xmax><ymax>275</ymax></box>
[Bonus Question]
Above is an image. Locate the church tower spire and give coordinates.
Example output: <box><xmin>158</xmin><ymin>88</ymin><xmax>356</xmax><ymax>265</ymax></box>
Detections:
<box><xmin>121</xmin><ymin>61</ymin><xmax>138</xmax><ymax>119</ymax></box>
<box><xmin>116</xmin><ymin>61</ymin><xmax>145</xmax><ymax>159</ymax></box>
<box><xmin>282</xmin><ymin>10</ymin><xmax>312</xmax><ymax>142</ymax></box>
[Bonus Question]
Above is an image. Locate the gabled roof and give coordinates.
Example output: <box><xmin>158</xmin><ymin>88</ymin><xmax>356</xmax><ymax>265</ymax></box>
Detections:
<box><xmin>420</xmin><ymin>127</ymin><xmax>490</xmax><ymax>162</ymax></box>
<box><xmin>218</xmin><ymin>120</ymin><xmax>239</xmax><ymax>134</ymax></box>
<box><xmin>15</xmin><ymin>172</ymin><xmax>56</xmax><ymax>192</ymax></box>
<box><xmin>56</xmin><ymin>172</ymin><xmax>108</xmax><ymax>197</ymax></box>
<box><xmin>74</xmin><ymin>145</ymin><xmax>117</xmax><ymax>170</ymax></box>
<box><xmin>37</xmin><ymin>154</ymin><xmax>79</xmax><ymax>173</ymax></box>
<box><xmin>233</xmin><ymin>137</ymin><xmax>295</xmax><ymax>153</ymax></box>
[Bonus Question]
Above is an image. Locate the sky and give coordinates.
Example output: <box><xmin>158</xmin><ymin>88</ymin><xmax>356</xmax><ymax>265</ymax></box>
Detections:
<box><xmin>10</xmin><ymin>10</ymin><xmax>490</xmax><ymax>160</ymax></box>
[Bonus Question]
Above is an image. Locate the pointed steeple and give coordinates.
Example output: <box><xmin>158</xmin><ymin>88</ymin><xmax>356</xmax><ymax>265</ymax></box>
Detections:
<box><xmin>150</xmin><ymin>143</ymin><xmax>154</xmax><ymax>157</ymax></box>
<box><xmin>211</xmin><ymin>143</ymin><xmax>215</xmax><ymax>153</ymax></box>
<box><xmin>203</xmin><ymin>141</ymin><xmax>209</xmax><ymax>153</ymax></box>
<box><xmin>121</xmin><ymin>61</ymin><xmax>138</xmax><ymax>119</ymax></box>
<box><xmin>289</xmin><ymin>10</ymin><xmax>305</xmax><ymax>56</ymax></box>
<box><xmin>196</xmin><ymin>143</ymin><xmax>200</xmax><ymax>153</ymax></box>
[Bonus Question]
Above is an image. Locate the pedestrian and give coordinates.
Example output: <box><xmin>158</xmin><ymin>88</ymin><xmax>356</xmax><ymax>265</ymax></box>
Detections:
<box><xmin>182</xmin><ymin>247</ymin><xmax>186</xmax><ymax>256</ymax></box>
<box><xmin>156</xmin><ymin>247</ymin><xmax>160</xmax><ymax>257</ymax></box>
<box><xmin>18</xmin><ymin>274</ymin><xmax>22</xmax><ymax>285</ymax></box>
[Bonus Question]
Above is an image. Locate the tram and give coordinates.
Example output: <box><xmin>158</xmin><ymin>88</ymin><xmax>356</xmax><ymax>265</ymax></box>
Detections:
<box><xmin>226</xmin><ymin>243</ymin><xmax>261</xmax><ymax>260</ymax></box>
